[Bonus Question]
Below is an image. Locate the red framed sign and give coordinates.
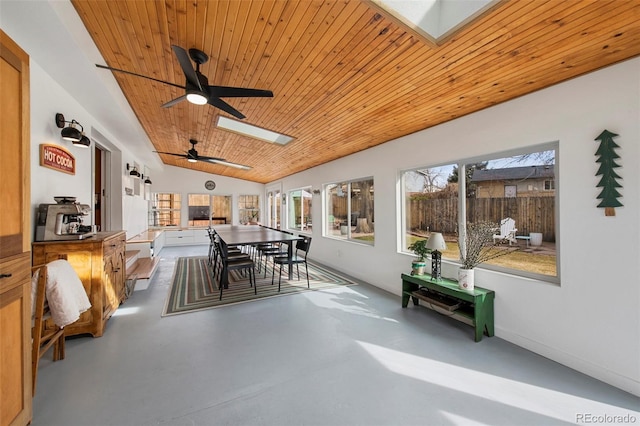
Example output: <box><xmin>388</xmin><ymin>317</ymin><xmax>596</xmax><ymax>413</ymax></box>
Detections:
<box><xmin>40</xmin><ymin>144</ymin><xmax>76</xmax><ymax>175</ymax></box>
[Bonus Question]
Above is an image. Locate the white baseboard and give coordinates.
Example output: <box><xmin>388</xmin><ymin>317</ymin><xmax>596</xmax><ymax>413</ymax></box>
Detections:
<box><xmin>496</xmin><ymin>327</ymin><xmax>640</xmax><ymax>397</ymax></box>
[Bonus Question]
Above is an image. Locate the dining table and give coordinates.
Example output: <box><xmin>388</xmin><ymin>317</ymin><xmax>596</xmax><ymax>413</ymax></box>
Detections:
<box><xmin>214</xmin><ymin>225</ymin><xmax>301</xmax><ymax>280</ymax></box>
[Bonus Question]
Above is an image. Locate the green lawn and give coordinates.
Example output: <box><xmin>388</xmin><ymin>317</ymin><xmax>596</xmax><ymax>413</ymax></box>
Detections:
<box><xmin>407</xmin><ymin>235</ymin><xmax>556</xmax><ymax>276</ymax></box>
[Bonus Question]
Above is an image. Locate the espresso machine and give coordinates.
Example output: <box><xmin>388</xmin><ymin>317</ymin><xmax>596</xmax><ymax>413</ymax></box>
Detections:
<box><xmin>35</xmin><ymin>196</ymin><xmax>96</xmax><ymax>241</ymax></box>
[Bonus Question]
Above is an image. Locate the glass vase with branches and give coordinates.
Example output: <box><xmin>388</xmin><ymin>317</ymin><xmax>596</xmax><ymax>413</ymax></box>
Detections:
<box><xmin>460</xmin><ymin>221</ymin><xmax>518</xmax><ymax>269</ymax></box>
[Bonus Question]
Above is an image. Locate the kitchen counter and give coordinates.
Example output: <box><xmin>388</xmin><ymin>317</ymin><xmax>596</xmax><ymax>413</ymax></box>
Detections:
<box><xmin>32</xmin><ymin>230</ymin><xmax>125</xmax><ymax>245</ymax></box>
<box><xmin>127</xmin><ymin>230</ymin><xmax>165</xmax><ymax>243</ymax></box>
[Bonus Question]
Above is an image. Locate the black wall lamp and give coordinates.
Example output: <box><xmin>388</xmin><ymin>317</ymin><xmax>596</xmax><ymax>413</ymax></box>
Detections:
<box><xmin>126</xmin><ymin>163</ymin><xmax>141</xmax><ymax>178</ymax></box>
<box><xmin>55</xmin><ymin>113</ymin><xmax>89</xmax><ymax>147</ymax></box>
<box><xmin>143</xmin><ymin>175</ymin><xmax>152</xmax><ymax>185</ymax></box>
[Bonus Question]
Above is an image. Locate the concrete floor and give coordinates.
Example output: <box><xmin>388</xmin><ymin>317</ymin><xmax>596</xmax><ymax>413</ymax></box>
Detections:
<box><xmin>32</xmin><ymin>245</ymin><xmax>639</xmax><ymax>426</ymax></box>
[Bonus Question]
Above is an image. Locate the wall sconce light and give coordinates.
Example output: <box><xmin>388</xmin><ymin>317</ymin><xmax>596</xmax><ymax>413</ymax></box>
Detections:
<box><xmin>126</xmin><ymin>163</ymin><xmax>141</xmax><ymax>178</ymax></box>
<box><xmin>144</xmin><ymin>176</ymin><xmax>152</xmax><ymax>185</ymax></box>
<box><xmin>55</xmin><ymin>113</ymin><xmax>84</xmax><ymax>143</ymax></box>
<box><xmin>312</xmin><ymin>189</ymin><xmax>321</xmax><ymax>195</ymax></box>
<box><xmin>75</xmin><ymin>133</ymin><xmax>91</xmax><ymax>148</ymax></box>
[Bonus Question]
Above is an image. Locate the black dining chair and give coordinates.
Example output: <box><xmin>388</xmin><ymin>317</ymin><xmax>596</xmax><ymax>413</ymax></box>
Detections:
<box><xmin>211</xmin><ymin>234</ymin><xmax>250</xmax><ymax>281</ymax></box>
<box><xmin>215</xmin><ymin>239</ymin><xmax>256</xmax><ymax>300</ymax></box>
<box><xmin>271</xmin><ymin>236</ymin><xmax>312</xmax><ymax>291</ymax></box>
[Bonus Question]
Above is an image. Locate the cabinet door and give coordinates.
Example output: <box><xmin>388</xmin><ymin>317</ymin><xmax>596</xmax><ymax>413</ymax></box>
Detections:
<box><xmin>103</xmin><ymin>253</ymin><xmax>120</xmax><ymax>318</ymax></box>
<box><xmin>114</xmin><ymin>248</ymin><xmax>126</xmax><ymax>302</ymax></box>
<box><xmin>0</xmin><ymin>30</ymin><xmax>31</xmax><ymax>426</ymax></box>
<box><xmin>0</xmin><ymin>253</ymin><xmax>31</xmax><ymax>426</ymax></box>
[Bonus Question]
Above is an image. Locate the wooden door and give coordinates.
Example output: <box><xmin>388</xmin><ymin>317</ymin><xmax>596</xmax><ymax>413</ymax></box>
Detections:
<box><xmin>0</xmin><ymin>30</ymin><xmax>32</xmax><ymax>426</ymax></box>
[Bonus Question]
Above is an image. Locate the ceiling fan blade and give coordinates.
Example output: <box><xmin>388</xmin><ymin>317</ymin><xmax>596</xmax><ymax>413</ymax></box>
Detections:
<box><xmin>209</xmin><ymin>86</ymin><xmax>274</xmax><ymax>98</ymax></box>
<box><xmin>171</xmin><ymin>45</ymin><xmax>202</xmax><ymax>91</ymax></box>
<box><xmin>154</xmin><ymin>151</ymin><xmax>187</xmax><ymax>158</ymax></box>
<box><xmin>208</xmin><ymin>97</ymin><xmax>245</xmax><ymax>119</ymax></box>
<box><xmin>96</xmin><ymin>64</ymin><xmax>185</xmax><ymax>89</ymax></box>
<box><xmin>161</xmin><ymin>95</ymin><xmax>187</xmax><ymax>108</ymax></box>
<box><xmin>198</xmin><ymin>155</ymin><xmax>226</xmax><ymax>162</ymax></box>
<box><xmin>204</xmin><ymin>158</ymin><xmax>252</xmax><ymax>170</ymax></box>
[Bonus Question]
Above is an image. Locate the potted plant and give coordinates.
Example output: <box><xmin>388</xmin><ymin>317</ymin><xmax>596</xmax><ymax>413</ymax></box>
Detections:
<box><xmin>459</xmin><ymin>221</ymin><xmax>518</xmax><ymax>291</ymax></box>
<box><xmin>408</xmin><ymin>239</ymin><xmax>430</xmax><ymax>275</ymax></box>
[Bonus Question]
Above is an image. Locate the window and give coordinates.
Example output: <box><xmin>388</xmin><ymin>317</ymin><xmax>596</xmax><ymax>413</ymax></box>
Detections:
<box><xmin>266</xmin><ymin>188</ymin><xmax>281</xmax><ymax>229</ymax></box>
<box><xmin>324</xmin><ymin>177</ymin><xmax>374</xmax><ymax>244</ymax></box>
<box><xmin>544</xmin><ymin>179</ymin><xmax>555</xmax><ymax>191</ymax></box>
<box><xmin>238</xmin><ymin>195</ymin><xmax>260</xmax><ymax>224</ymax></box>
<box><xmin>401</xmin><ymin>144</ymin><xmax>558</xmax><ymax>281</ymax></box>
<box><xmin>149</xmin><ymin>193</ymin><xmax>181</xmax><ymax>227</ymax></box>
<box><xmin>401</xmin><ymin>164</ymin><xmax>459</xmax><ymax>262</ymax></box>
<box><xmin>187</xmin><ymin>194</ymin><xmax>231</xmax><ymax>227</ymax></box>
<box><xmin>287</xmin><ymin>187</ymin><xmax>312</xmax><ymax>232</ymax></box>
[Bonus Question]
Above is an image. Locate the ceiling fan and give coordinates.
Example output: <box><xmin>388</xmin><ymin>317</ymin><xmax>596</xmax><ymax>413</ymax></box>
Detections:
<box><xmin>154</xmin><ymin>139</ymin><xmax>252</xmax><ymax>170</ymax></box>
<box><xmin>96</xmin><ymin>45</ymin><xmax>273</xmax><ymax>119</ymax></box>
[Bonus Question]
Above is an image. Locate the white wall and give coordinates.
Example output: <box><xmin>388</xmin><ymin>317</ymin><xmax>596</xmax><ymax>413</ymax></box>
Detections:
<box><xmin>28</xmin><ymin>59</ymin><xmax>152</xmax><ymax>239</ymax></box>
<box><xmin>272</xmin><ymin>58</ymin><xmax>640</xmax><ymax>395</ymax></box>
<box><xmin>150</xmin><ymin>166</ymin><xmax>265</xmax><ymax>227</ymax></box>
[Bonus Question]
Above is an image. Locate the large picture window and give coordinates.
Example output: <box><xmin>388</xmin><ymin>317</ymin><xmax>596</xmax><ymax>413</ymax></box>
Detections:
<box><xmin>188</xmin><ymin>194</ymin><xmax>231</xmax><ymax>227</ymax></box>
<box><xmin>401</xmin><ymin>144</ymin><xmax>558</xmax><ymax>281</ymax></box>
<box><xmin>238</xmin><ymin>195</ymin><xmax>260</xmax><ymax>224</ymax></box>
<box><xmin>287</xmin><ymin>187</ymin><xmax>312</xmax><ymax>232</ymax></box>
<box><xmin>324</xmin><ymin>177</ymin><xmax>374</xmax><ymax>244</ymax></box>
<box><xmin>149</xmin><ymin>193</ymin><xmax>181</xmax><ymax>227</ymax></box>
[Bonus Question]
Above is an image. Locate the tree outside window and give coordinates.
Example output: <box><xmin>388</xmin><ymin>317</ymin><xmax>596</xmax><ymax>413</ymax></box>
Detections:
<box><xmin>324</xmin><ymin>178</ymin><xmax>374</xmax><ymax>244</ymax></box>
<box><xmin>401</xmin><ymin>145</ymin><xmax>558</xmax><ymax>281</ymax></box>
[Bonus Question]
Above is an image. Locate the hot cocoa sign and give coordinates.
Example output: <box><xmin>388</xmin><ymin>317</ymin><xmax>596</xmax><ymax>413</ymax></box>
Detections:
<box><xmin>40</xmin><ymin>144</ymin><xmax>76</xmax><ymax>175</ymax></box>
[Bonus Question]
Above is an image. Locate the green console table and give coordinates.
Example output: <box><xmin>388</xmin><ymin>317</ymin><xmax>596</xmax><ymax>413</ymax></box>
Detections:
<box><xmin>401</xmin><ymin>273</ymin><xmax>495</xmax><ymax>342</ymax></box>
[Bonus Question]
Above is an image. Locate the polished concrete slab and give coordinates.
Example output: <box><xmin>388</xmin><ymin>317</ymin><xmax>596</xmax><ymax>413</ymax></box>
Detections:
<box><xmin>32</xmin><ymin>246</ymin><xmax>639</xmax><ymax>425</ymax></box>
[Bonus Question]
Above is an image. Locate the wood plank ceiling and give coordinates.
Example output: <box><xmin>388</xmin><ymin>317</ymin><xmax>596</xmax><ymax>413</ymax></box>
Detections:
<box><xmin>71</xmin><ymin>0</ymin><xmax>640</xmax><ymax>184</ymax></box>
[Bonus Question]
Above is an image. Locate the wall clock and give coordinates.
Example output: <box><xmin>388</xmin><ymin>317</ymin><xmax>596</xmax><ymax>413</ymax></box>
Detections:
<box><xmin>204</xmin><ymin>180</ymin><xmax>216</xmax><ymax>191</ymax></box>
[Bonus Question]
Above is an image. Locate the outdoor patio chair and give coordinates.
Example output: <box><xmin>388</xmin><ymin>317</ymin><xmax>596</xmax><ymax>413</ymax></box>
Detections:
<box><xmin>492</xmin><ymin>217</ymin><xmax>518</xmax><ymax>245</ymax></box>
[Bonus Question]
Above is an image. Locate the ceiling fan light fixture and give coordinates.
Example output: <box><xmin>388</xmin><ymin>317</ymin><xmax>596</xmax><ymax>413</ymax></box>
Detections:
<box><xmin>187</xmin><ymin>157</ymin><xmax>198</xmax><ymax>163</ymax></box>
<box><xmin>186</xmin><ymin>89</ymin><xmax>208</xmax><ymax>105</ymax></box>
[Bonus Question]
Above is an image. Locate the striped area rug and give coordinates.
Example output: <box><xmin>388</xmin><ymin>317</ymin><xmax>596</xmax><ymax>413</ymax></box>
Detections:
<box><xmin>162</xmin><ymin>256</ymin><xmax>357</xmax><ymax>315</ymax></box>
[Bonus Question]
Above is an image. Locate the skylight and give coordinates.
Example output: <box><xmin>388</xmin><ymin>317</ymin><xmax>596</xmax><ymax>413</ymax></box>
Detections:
<box><xmin>216</xmin><ymin>116</ymin><xmax>294</xmax><ymax>146</ymax></box>
<box><xmin>371</xmin><ymin>0</ymin><xmax>497</xmax><ymax>43</ymax></box>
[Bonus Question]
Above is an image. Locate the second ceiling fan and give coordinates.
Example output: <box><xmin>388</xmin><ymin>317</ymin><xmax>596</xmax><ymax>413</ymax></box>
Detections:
<box><xmin>97</xmin><ymin>45</ymin><xmax>273</xmax><ymax>119</ymax></box>
<box><xmin>155</xmin><ymin>139</ymin><xmax>252</xmax><ymax>170</ymax></box>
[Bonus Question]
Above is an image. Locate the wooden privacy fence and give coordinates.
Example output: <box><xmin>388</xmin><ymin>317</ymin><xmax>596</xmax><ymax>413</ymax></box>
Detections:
<box><xmin>407</xmin><ymin>196</ymin><xmax>555</xmax><ymax>241</ymax></box>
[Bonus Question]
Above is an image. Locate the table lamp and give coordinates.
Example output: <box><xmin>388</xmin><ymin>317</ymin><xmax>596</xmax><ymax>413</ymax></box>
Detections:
<box><xmin>426</xmin><ymin>232</ymin><xmax>447</xmax><ymax>280</ymax></box>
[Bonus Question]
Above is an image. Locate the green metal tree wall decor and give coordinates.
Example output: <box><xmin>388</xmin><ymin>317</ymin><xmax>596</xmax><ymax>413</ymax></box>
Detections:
<box><xmin>594</xmin><ymin>129</ymin><xmax>623</xmax><ymax>216</ymax></box>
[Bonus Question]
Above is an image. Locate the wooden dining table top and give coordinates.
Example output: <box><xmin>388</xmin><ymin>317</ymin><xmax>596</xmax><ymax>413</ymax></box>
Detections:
<box><xmin>214</xmin><ymin>225</ymin><xmax>301</xmax><ymax>246</ymax></box>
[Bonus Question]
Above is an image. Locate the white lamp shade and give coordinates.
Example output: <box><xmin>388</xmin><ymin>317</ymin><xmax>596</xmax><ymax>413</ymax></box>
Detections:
<box><xmin>426</xmin><ymin>232</ymin><xmax>447</xmax><ymax>251</ymax></box>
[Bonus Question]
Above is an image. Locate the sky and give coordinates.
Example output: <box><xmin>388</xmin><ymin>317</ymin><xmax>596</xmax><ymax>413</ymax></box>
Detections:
<box><xmin>405</xmin><ymin>149</ymin><xmax>555</xmax><ymax>193</ymax></box>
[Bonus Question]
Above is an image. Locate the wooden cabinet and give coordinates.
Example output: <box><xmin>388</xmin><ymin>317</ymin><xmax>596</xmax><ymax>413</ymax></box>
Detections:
<box><xmin>0</xmin><ymin>30</ymin><xmax>32</xmax><ymax>426</ymax></box>
<box><xmin>32</xmin><ymin>231</ymin><xmax>127</xmax><ymax>338</ymax></box>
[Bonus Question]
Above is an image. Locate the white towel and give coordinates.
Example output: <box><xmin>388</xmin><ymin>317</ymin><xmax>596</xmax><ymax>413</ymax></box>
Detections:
<box><xmin>31</xmin><ymin>260</ymin><xmax>91</xmax><ymax>328</ymax></box>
